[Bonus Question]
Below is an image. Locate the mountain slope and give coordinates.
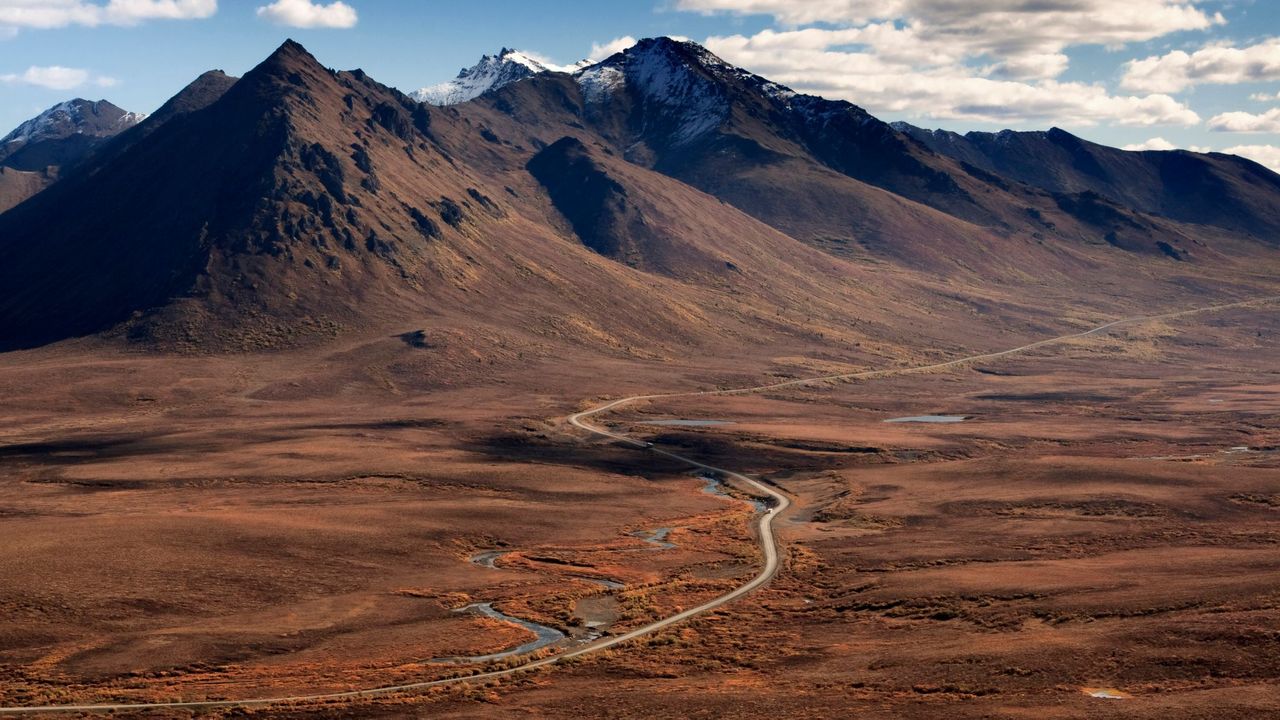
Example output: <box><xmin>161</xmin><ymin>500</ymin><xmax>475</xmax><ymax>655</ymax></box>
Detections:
<box><xmin>141</xmin><ymin>70</ymin><xmax>239</xmax><ymax>130</ymax></box>
<box><xmin>0</xmin><ymin>166</ymin><xmax>53</xmax><ymax>214</ymax></box>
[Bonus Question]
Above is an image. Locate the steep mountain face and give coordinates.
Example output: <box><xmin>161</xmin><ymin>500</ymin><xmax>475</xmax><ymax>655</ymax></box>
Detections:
<box><xmin>896</xmin><ymin>123</ymin><xmax>1280</xmax><ymax>241</ymax></box>
<box><xmin>0</xmin><ymin>99</ymin><xmax>142</xmax><ymax>171</ymax></box>
<box><xmin>412</xmin><ymin>49</ymin><xmax>585</xmax><ymax>105</ymax></box>
<box><xmin>0</xmin><ymin>77</ymin><xmax>238</xmax><ymax>214</ymax></box>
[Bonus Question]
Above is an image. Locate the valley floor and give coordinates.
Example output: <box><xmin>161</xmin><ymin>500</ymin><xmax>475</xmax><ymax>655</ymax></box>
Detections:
<box><xmin>0</xmin><ymin>299</ymin><xmax>1278</xmax><ymax>718</ymax></box>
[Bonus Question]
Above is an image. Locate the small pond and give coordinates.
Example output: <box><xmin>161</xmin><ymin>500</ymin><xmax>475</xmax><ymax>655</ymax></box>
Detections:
<box><xmin>637</xmin><ymin>419</ymin><xmax>735</xmax><ymax>427</ymax></box>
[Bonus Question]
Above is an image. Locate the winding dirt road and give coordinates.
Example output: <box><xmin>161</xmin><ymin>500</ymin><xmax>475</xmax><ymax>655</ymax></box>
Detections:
<box><xmin>1</xmin><ymin>295</ymin><xmax>1276</xmax><ymax>715</ymax></box>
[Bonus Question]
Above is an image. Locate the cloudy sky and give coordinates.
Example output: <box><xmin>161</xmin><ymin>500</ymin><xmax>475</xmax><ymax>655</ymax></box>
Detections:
<box><xmin>2</xmin><ymin>0</ymin><xmax>1280</xmax><ymax>170</ymax></box>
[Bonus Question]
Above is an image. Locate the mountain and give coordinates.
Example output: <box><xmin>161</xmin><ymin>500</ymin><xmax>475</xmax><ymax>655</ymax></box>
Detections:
<box><xmin>412</xmin><ymin>48</ymin><xmax>586</xmax><ymax>105</ymax></box>
<box><xmin>894</xmin><ymin>123</ymin><xmax>1280</xmax><ymax>240</ymax></box>
<box><xmin>1</xmin><ymin>37</ymin><xmax>1277</xmax><ymax>356</ymax></box>
<box><xmin>77</xmin><ymin>69</ymin><xmax>239</xmax><ymax>170</ymax></box>
<box><xmin>0</xmin><ymin>40</ymin><xmax>915</xmax><ymax>357</ymax></box>
<box><xmin>0</xmin><ymin>98</ymin><xmax>144</xmax><ymax>212</ymax></box>
<box><xmin>0</xmin><ymin>41</ymin><xmax>458</xmax><ymax>351</ymax></box>
<box><xmin>461</xmin><ymin>37</ymin><xmax>1236</xmax><ymax>270</ymax></box>
<box><xmin>0</xmin><ymin>99</ymin><xmax>142</xmax><ymax>171</ymax></box>
<box><xmin>140</xmin><ymin>70</ymin><xmax>239</xmax><ymax>129</ymax></box>
<box><xmin>0</xmin><ymin>76</ymin><xmax>239</xmax><ymax>214</ymax></box>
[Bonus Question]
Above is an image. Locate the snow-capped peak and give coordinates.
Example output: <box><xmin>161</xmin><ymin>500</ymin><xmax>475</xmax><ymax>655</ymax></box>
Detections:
<box><xmin>1</xmin><ymin>99</ymin><xmax>144</xmax><ymax>147</ymax></box>
<box><xmin>573</xmin><ymin>37</ymin><xmax>752</xmax><ymax>144</ymax></box>
<box><xmin>411</xmin><ymin>48</ymin><xmax>588</xmax><ymax>106</ymax></box>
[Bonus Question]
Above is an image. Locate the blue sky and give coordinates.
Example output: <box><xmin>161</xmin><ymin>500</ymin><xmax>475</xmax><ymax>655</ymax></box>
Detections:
<box><xmin>2</xmin><ymin>1</ymin><xmax>1280</xmax><ymax>169</ymax></box>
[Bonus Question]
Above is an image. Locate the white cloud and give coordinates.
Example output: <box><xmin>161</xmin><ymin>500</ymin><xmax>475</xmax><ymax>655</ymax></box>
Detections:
<box><xmin>1122</xmin><ymin>38</ymin><xmax>1280</xmax><ymax>93</ymax></box>
<box><xmin>679</xmin><ymin>0</ymin><xmax>1222</xmax><ymax>81</ymax></box>
<box><xmin>670</xmin><ymin>2</ymin><xmax>1208</xmax><ymax>127</ymax></box>
<box><xmin>255</xmin><ymin>0</ymin><xmax>355</xmax><ymax>29</ymax></box>
<box><xmin>0</xmin><ymin>0</ymin><xmax>215</xmax><ymax>29</ymax></box>
<box><xmin>1219</xmin><ymin>144</ymin><xmax>1280</xmax><ymax>172</ymax></box>
<box><xmin>1123</xmin><ymin>137</ymin><xmax>1177</xmax><ymax>151</ymax></box>
<box><xmin>587</xmin><ymin>35</ymin><xmax>638</xmax><ymax>62</ymax></box>
<box><xmin>1250</xmin><ymin>91</ymin><xmax>1280</xmax><ymax>102</ymax></box>
<box><xmin>986</xmin><ymin>53</ymin><xmax>1069</xmax><ymax>81</ymax></box>
<box><xmin>0</xmin><ymin>64</ymin><xmax>114</xmax><ymax>90</ymax></box>
<box><xmin>1208</xmin><ymin>107</ymin><xmax>1280</xmax><ymax>133</ymax></box>
<box><xmin>703</xmin><ymin>30</ymin><xmax>1201</xmax><ymax>126</ymax></box>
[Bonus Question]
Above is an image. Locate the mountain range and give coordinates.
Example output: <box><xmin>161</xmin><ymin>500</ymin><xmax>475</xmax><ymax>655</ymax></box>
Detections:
<box><xmin>1</xmin><ymin>37</ymin><xmax>1277</xmax><ymax>357</ymax></box>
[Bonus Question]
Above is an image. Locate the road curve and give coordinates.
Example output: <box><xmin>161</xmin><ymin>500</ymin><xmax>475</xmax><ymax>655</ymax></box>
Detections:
<box><xmin>1</xmin><ymin>294</ymin><xmax>1276</xmax><ymax>716</ymax></box>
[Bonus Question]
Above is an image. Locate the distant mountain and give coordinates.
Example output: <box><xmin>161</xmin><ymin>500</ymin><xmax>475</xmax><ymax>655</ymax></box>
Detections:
<box><xmin>0</xmin><ymin>99</ymin><xmax>142</xmax><ymax>171</ymax></box>
<box><xmin>412</xmin><ymin>48</ymin><xmax>587</xmax><ymax>105</ymax></box>
<box><xmin>0</xmin><ymin>98</ymin><xmax>144</xmax><ymax>212</ymax></box>
<box><xmin>894</xmin><ymin>123</ymin><xmax>1280</xmax><ymax>240</ymax></box>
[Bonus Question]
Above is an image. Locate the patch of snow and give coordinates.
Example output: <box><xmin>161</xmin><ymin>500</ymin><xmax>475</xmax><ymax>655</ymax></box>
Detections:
<box><xmin>575</xmin><ymin>38</ymin><xmax>731</xmax><ymax>144</ymax></box>
<box><xmin>411</xmin><ymin>48</ymin><xmax>586</xmax><ymax>106</ymax></box>
<box><xmin>576</xmin><ymin>64</ymin><xmax>625</xmax><ymax>105</ymax></box>
<box><xmin>117</xmin><ymin>111</ymin><xmax>147</xmax><ymax>127</ymax></box>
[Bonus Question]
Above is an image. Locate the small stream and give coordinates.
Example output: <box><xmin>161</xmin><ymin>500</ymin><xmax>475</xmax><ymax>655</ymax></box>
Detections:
<box><xmin>701</xmin><ymin>473</ymin><xmax>768</xmax><ymax>512</ymax></box>
<box><xmin>469</xmin><ymin>550</ymin><xmax>511</xmax><ymax>569</ymax></box>
<box><xmin>629</xmin><ymin>527</ymin><xmax>677</xmax><ymax>550</ymax></box>
<box><xmin>572</xmin><ymin>575</ymin><xmax>625</xmax><ymax>589</ymax></box>
<box><xmin>433</xmin><ymin>602</ymin><xmax>566</xmax><ymax>664</ymax></box>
